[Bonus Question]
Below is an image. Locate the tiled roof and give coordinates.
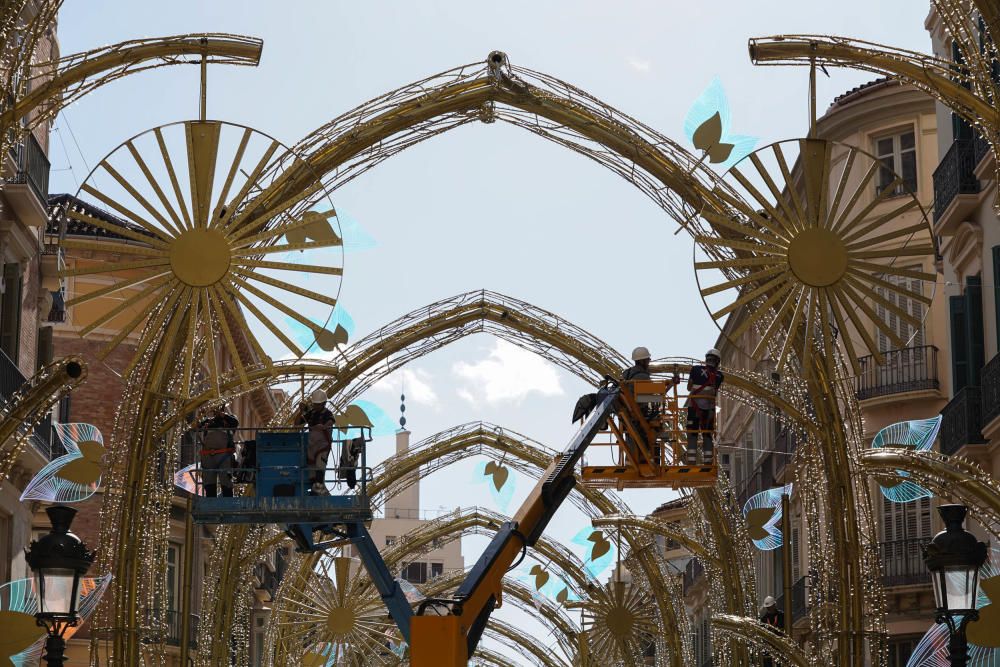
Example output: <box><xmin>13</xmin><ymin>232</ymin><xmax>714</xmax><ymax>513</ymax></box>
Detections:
<box><xmin>47</xmin><ymin>193</ymin><xmax>156</xmax><ymax>241</ymax></box>
<box><xmin>828</xmin><ymin>77</ymin><xmax>894</xmax><ymax>110</ymax></box>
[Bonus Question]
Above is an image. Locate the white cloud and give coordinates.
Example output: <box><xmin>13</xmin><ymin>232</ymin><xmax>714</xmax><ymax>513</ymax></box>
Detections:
<box><xmin>452</xmin><ymin>340</ymin><xmax>563</xmax><ymax>406</ymax></box>
<box><xmin>627</xmin><ymin>56</ymin><xmax>651</xmax><ymax>73</ymax></box>
<box><xmin>370</xmin><ymin>367</ymin><xmax>439</xmax><ymax>407</ymax></box>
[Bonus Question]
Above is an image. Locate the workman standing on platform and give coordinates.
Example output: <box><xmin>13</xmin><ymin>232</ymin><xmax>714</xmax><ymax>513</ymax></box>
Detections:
<box><xmin>686</xmin><ymin>349</ymin><xmax>724</xmax><ymax>465</ymax></box>
<box><xmin>298</xmin><ymin>389</ymin><xmax>335</xmax><ymax>495</ymax></box>
<box><xmin>197</xmin><ymin>404</ymin><xmax>239</xmax><ymax>498</ymax></box>
<box><xmin>758</xmin><ymin>595</ymin><xmax>785</xmax><ymax>667</ymax></box>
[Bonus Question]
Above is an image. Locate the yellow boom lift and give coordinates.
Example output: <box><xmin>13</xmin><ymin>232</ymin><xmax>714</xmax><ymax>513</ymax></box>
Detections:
<box><xmin>409</xmin><ymin>375</ymin><xmax>717</xmax><ymax>664</ymax></box>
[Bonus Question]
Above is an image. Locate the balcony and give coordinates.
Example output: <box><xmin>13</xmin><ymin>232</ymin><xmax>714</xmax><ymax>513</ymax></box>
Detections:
<box><xmin>254</xmin><ymin>562</ymin><xmax>279</xmax><ymax>602</ymax></box>
<box><xmin>164</xmin><ymin>609</ymin><xmax>199</xmax><ymax>648</ymax></box>
<box><xmin>775</xmin><ymin>575</ymin><xmax>809</xmax><ymax>625</ymax></box>
<box><xmin>0</xmin><ymin>348</ymin><xmax>59</xmax><ymax>459</ymax></box>
<box><xmin>981</xmin><ymin>353</ymin><xmax>1000</xmax><ymax>427</ymax></box>
<box><xmin>933</xmin><ymin>139</ymin><xmax>980</xmax><ymax>233</ymax></box>
<box><xmin>683</xmin><ymin>558</ymin><xmax>705</xmax><ymax>596</ymax></box>
<box><xmin>974</xmin><ymin>129</ymin><xmax>993</xmax><ymax>171</ymax></box>
<box><xmin>881</xmin><ymin>538</ymin><xmax>931</xmax><ymax>588</ymax></box>
<box><xmin>855</xmin><ymin>346</ymin><xmax>939</xmax><ymax>401</ymax></box>
<box><xmin>4</xmin><ymin>132</ymin><xmax>50</xmax><ymax>227</ymax></box>
<box><xmin>141</xmin><ymin>608</ymin><xmax>198</xmax><ymax>648</ymax></box>
<box><xmin>940</xmin><ymin>385</ymin><xmax>987</xmax><ymax>455</ymax></box>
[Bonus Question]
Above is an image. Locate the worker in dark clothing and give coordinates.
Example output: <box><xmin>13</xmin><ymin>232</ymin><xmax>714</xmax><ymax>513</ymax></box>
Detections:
<box><xmin>297</xmin><ymin>389</ymin><xmax>335</xmax><ymax>495</ymax></box>
<box><xmin>759</xmin><ymin>595</ymin><xmax>785</xmax><ymax>667</ymax></box>
<box><xmin>623</xmin><ymin>347</ymin><xmax>652</xmax><ymax>381</ymax></box>
<box><xmin>197</xmin><ymin>404</ymin><xmax>239</xmax><ymax>497</ymax></box>
<box><xmin>686</xmin><ymin>349</ymin><xmax>724</xmax><ymax>465</ymax></box>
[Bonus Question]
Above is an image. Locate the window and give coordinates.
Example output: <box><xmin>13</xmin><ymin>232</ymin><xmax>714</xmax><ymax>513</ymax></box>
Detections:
<box><xmin>875</xmin><ymin>130</ymin><xmax>917</xmax><ymax>196</ymax></box>
<box><xmin>166</xmin><ymin>543</ymin><xmax>179</xmax><ymax>613</ymax></box>
<box><xmin>874</xmin><ymin>272</ymin><xmax>924</xmax><ymax>354</ymax></box>
<box><xmin>431</xmin><ymin>562</ymin><xmax>444</xmax><ymax>579</ymax></box>
<box><xmin>402</xmin><ymin>562</ymin><xmax>427</xmax><ymax>584</ymax></box>
<box><xmin>950</xmin><ymin>276</ymin><xmax>985</xmax><ymax>391</ymax></box>
<box><xmin>0</xmin><ymin>263</ymin><xmax>22</xmax><ymax>362</ymax></box>
<box><xmin>0</xmin><ymin>510</ymin><xmax>9</xmax><ymax>584</ymax></box>
<box><xmin>887</xmin><ymin>638</ymin><xmax>919</xmax><ymax>667</ymax></box>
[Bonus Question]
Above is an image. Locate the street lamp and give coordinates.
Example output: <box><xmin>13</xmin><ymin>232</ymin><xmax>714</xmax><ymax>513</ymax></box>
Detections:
<box><xmin>923</xmin><ymin>504</ymin><xmax>987</xmax><ymax>667</ymax></box>
<box><xmin>24</xmin><ymin>505</ymin><xmax>94</xmax><ymax>667</ymax></box>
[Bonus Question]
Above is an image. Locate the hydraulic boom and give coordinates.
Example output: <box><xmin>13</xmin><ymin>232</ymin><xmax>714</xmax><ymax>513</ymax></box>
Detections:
<box><xmin>409</xmin><ymin>386</ymin><xmax>621</xmax><ymax>665</ymax></box>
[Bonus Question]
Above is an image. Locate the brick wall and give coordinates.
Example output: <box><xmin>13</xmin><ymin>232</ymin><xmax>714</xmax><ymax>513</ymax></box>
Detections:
<box><xmin>48</xmin><ymin>335</ymin><xmax>135</xmax><ymax>546</ymax></box>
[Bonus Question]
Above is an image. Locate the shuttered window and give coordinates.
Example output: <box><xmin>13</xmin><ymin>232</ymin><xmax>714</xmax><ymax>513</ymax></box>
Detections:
<box><xmin>0</xmin><ymin>263</ymin><xmax>21</xmax><ymax>362</ymax></box>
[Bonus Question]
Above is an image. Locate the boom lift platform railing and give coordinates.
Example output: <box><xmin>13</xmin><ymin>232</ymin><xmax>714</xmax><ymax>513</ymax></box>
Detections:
<box><xmin>188</xmin><ymin>425</ymin><xmax>417</xmax><ymax>643</ymax></box>
<box><xmin>581</xmin><ymin>374</ymin><xmax>717</xmax><ymax>488</ymax></box>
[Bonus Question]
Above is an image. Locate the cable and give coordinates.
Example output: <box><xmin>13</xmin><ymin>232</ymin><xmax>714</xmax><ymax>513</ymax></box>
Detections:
<box><xmin>506</xmin><ymin>529</ymin><xmax>529</xmax><ymax>572</ymax></box>
<box><xmin>61</xmin><ymin>110</ymin><xmax>94</xmax><ymax>183</ymax></box>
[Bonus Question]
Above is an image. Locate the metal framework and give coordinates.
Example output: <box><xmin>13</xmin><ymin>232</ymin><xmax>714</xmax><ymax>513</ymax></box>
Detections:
<box><xmin>749</xmin><ymin>0</ymin><xmax>1000</xmax><ymax>209</ymax></box>
<box><xmin>48</xmin><ymin>44</ymin><xmax>948</xmax><ymax>666</ymax></box>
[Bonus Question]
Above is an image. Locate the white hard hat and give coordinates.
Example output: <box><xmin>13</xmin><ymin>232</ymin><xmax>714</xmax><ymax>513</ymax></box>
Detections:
<box><xmin>310</xmin><ymin>389</ymin><xmax>328</xmax><ymax>404</ymax></box>
<box><xmin>706</xmin><ymin>348</ymin><xmax>721</xmax><ymax>359</ymax></box>
<box><xmin>631</xmin><ymin>346</ymin><xmax>651</xmax><ymax>361</ymax></box>
<box><xmin>763</xmin><ymin>595</ymin><xmax>776</xmax><ymax>607</ymax></box>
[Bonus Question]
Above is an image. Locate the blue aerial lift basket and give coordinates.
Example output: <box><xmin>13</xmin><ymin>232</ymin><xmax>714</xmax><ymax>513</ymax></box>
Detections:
<box><xmin>190</xmin><ymin>427</ymin><xmax>373</xmax><ymax>545</ymax></box>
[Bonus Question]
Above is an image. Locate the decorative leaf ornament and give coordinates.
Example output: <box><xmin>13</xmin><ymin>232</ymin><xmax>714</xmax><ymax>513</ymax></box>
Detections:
<box><xmin>484</xmin><ymin>460</ymin><xmax>510</xmax><ymax>491</ymax></box>
<box><xmin>529</xmin><ymin>564</ymin><xmax>550</xmax><ymax>591</ymax></box>
<box><xmin>473</xmin><ymin>459</ymin><xmax>515</xmax><ymax>511</ymax></box>
<box><xmin>871</xmin><ymin>416</ymin><xmax>940</xmax><ymax>503</ymax></box>
<box><xmin>571</xmin><ymin>528</ymin><xmax>616</xmax><ymax>579</ymax></box>
<box><xmin>335</xmin><ymin>404</ymin><xmax>373</xmax><ymax>433</ymax></box>
<box><xmin>742</xmin><ymin>484</ymin><xmax>793</xmax><ymax>551</ymax></box>
<box><xmin>20</xmin><ymin>423</ymin><xmax>105</xmax><ymax>503</ymax></box>
<box><xmin>684</xmin><ymin>77</ymin><xmax>758</xmax><ymax>170</ymax></box>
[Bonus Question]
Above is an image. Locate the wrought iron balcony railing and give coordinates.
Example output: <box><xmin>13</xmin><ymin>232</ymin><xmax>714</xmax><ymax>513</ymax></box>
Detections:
<box><xmin>855</xmin><ymin>346</ymin><xmax>939</xmax><ymax>401</ymax></box>
<box><xmin>940</xmin><ymin>385</ymin><xmax>987</xmax><ymax>455</ymax></box>
<box><xmin>775</xmin><ymin>575</ymin><xmax>810</xmax><ymax>624</ymax></box>
<box><xmin>980</xmin><ymin>353</ymin><xmax>1000</xmax><ymax>426</ymax></box>
<box><xmin>683</xmin><ymin>558</ymin><xmax>704</xmax><ymax>597</ymax></box>
<box><xmin>8</xmin><ymin>131</ymin><xmax>49</xmax><ymax>202</ymax></box>
<box><xmin>933</xmin><ymin>139</ymin><xmax>980</xmax><ymax>222</ymax></box>
<box><xmin>0</xmin><ymin>348</ymin><xmax>59</xmax><ymax>459</ymax></box>
<box><xmin>974</xmin><ymin>129</ymin><xmax>992</xmax><ymax>168</ymax></box>
<box><xmin>880</xmin><ymin>538</ymin><xmax>931</xmax><ymax>588</ymax></box>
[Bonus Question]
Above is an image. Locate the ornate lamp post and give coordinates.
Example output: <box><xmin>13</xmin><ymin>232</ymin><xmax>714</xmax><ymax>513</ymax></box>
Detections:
<box><xmin>25</xmin><ymin>505</ymin><xmax>94</xmax><ymax>667</ymax></box>
<box><xmin>923</xmin><ymin>504</ymin><xmax>987</xmax><ymax>667</ymax></box>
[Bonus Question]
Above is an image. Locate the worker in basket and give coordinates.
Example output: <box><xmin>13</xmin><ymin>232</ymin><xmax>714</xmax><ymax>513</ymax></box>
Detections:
<box><xmin>298</xmin><ymin>389</ymin><xmax>335</xmax><ymax>495</ymax></box>
<box><xmin>686</xmin><ymin>349</ymin><xmax>724</xmax><ymax>465</ymax></box>
<box><xmin>196</xmin><ymin>403</ymin><xmax>239</xmax><ymax>497</ymax></box>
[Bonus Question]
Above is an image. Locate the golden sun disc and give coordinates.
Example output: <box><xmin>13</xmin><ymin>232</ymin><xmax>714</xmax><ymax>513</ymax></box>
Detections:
<box><xmin>169</xmin><ymin>228</ymin><xmax>231</xmax><ymax>287</ymax></box>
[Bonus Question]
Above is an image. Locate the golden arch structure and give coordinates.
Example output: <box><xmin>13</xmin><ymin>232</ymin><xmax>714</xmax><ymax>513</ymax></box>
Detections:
<box><xmin>65</xmin><ymin>50</ymin><xmax>934</xmax><ymax>666</ymax></box>
<box><xmin>193</xmin><ymin>292</ymin><xmax>811</xmax><ymax>665</ymax></box>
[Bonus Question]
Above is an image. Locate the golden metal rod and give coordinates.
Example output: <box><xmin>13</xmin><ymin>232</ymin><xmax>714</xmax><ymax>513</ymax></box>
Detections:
<box><xmin>180</xmin><ymin>493</ymin><xmax>195</xmax><ymax>665</ymax></box>
<box><xmin>781</xmin><ymin>492</ymin><xmax>792</xmax><ymax>636</ymax></box>
<box><xmin>200</xmin><ymin>37</ymin><xmax>208</xmax><ymax>121</ymax></box>
<box><xmin>809</xmin><ymin>58</ymin><xmax>817</xmax><ymax>138</ymax></box>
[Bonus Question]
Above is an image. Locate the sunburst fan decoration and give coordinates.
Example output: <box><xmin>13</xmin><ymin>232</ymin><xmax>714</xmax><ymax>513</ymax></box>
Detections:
<box><xmin>57</xmin><ymin>120</ymin><xmax>344</xmax><ymax>395</ymax></box>
<box><xmin>694</xmin><ymin>138</ymin><xmax>934</xmax><ymax>375</ymax></box>
<box><xmin>568</xmin><ymin>579</ymin><xmax>657</xmax><ymax>664</ymax></box>
<box><xmin>275</xmin><ymin>554</ymin><xmax>402</xmax><ymax>665</ymax></box>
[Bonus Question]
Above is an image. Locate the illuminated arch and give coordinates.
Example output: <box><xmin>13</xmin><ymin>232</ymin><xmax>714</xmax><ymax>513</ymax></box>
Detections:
<box><xmin>198</xmin><ymin>292</ymin><xmax>807</xmax><ymax>665</ymax></box>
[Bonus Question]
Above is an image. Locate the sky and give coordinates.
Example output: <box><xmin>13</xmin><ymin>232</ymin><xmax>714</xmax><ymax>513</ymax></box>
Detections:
<box><xmin>49</xmin><ymin>0</ymin><xmax>935</xmax><ymax>661</ymax></box>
